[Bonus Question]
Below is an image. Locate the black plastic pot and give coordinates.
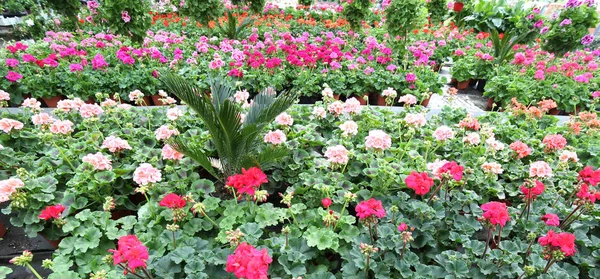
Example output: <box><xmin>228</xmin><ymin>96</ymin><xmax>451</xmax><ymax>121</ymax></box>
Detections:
<box><xmin>2</xmin><ymin>11</ymin><xmax>27</xmax><ymax>18</ymax></box>
<box><xmin>476</xmin><ymin>79</ymin><xmax>487</xmax><ymax>92</ymax></box>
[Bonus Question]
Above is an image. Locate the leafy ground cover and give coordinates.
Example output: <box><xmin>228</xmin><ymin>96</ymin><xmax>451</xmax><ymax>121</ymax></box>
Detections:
<box><xmin>1</xmin><ymin>90</ymin><xmax>599</xmax><ymax>278</ymax></box>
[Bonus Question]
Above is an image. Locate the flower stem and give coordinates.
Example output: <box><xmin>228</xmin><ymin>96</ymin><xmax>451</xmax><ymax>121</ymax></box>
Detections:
<box><xmin>118</xmin><ymin>264</ymin><xmax>145</xmax><ymax>279</ymax></box>
<box><xmin>172</xmin><ymin>231</ymin><xmax>177</xmax><ymax>249</ymax></box>
<box><xmin>400</xmin><ymin>241</ymin><xmax>407</xmax><ymax>260</ymax></box>
<box><xmin>25</xmin><ymin>263</ymin><xmax>43</xmax><ymax>279</ymax></box>
<box><xmin>365</xmin><ymin>254</ymin><xmax>370</xmax><ymax>279</ymax></box>
<box><xmin>427</xmin><ymin>180</ymin><xmax>445</xmax><ymax>204</ymax></box>
<box><xmin>288</xmin><ymin>207</ymin><xmax>298</xmax><ymax>227</ymax></box>
<box><xmin>368</xmin><ymin>223</ymin><xmax>374</xmax><ymax>244</ymax></box>
<box><xmin>542</xmin><ymin>259</ymin><xmax>556</xmax><ymax>274</ymax></box>
<box><xmin>142</xmin><ymin>267</ymin><xmax>154</xmax><ymax>279</ymax></box>
<box><xmin>53</xmin><ymin>141</ymin><xmax>76</xmax><ymax>171</ymax></box>
<box><xmin>496</xmin><ymin>225</ymin><xmax>503</xmax><ymax>247</ymax></box>
<box><xmin>560</xmin><ymin>204</ymin><xmax>582</xmax><ymax>230</ymax></box>
<box><xmin>482</xmin><ymin>228</ymin><xmax>492</xmax><ymax>259</ymax></box>
<box><xmin>204</xmin><ymin>214</ymin><xmax>219</xmax><ymax>229</ymax></box>
<box><xmin>333</xmin><ymin>199</ymin><xmax>349</xmax><ymax>231</ymax></box>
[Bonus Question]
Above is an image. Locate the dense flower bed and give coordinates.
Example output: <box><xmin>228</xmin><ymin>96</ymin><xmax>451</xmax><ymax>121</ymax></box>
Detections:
<box><xmin>0</xmin><ymin>27</ymin><xmax>442</xmax><ymax>107</ymax></box>
<box><xmin>1</xmin><ymin>90</ymin><xmax>599</xmax><ymax>278</ymax></box>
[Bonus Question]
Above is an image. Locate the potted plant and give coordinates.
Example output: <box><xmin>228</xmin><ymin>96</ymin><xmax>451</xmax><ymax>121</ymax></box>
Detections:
<box><xmin>451</xmin><ymin>57</ymin><xmax>476</xmax><ymax>89</ymax></box>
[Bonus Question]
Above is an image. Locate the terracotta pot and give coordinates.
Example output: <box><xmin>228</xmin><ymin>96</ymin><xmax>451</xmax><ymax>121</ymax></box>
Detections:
<box><xmin>457</xmin><ymin>80</ymin><xmax>470</xmax><ymax>90</ymax></box>
<box><xmin>355</xmin><ymin>93</ymin><xmax>369</xmax><ymax>105</ymax></box>
<box><xmin>41</xmin><ymin>95</ymin><xmax>64</xmax><ymax>108</ymax></box>
<box><xmin>453</xmin><ymin>2</ymin><xmax>464</xmax><ymax>12</ymax></box>
<box><xmin>40</xmin><ymin>234</ymin><xmax>62</xmax><ymax>249</ymax></box>
<box><xmin>0</xmin><ymin>221</ymin><xmax>6</xmax><ymax>238</ymax></box>
<box><xmin>486</xmin><ymin>98</ymin><xmax>495</xmax><ymax>111</ymax></box>
<box><xmin>377</xmin><ymin>95</ymin><xmax>387</xmax><ymax>106</ymax></box>
<box><xmin>432</xmin><ymin>64</ymin><xmax>441</xmax><ymax>72</ymax></box>
<box><xmin>151</xmin><ymin>94</ymin><xmax>166</xmax><ymax>106</ymax></box>
<box><xmin>333</xmin><ymin>94</ymin><xmax>341</xmax><ymax>100</ymax></box>
<box><xmin>568</xmin><ymin>106</ymin><xmax>583</xmax><ymax>115</ymax></box>
<box><xmin>548</xmin><ymin>108</ymin><xmax>560</xmax><ymax>115</ymax></box>
<box><xmin>137</xmin><ymin>96</ymin><xmax>153</xmax><ymax>106</ymax></box>
<box><xmin>420</xmin><ymin>96</ymin><xmax>431</xmax><ymax>107</ymax></box>
<box><xmin>85</xmin><ymin>97</ymin><xmax>96</xmax><ymax>104</ymax></box>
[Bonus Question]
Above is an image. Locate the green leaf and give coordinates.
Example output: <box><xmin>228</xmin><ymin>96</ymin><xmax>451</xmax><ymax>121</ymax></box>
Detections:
<box><xmin>94</xmin><ymin>171</ymin><xmax>116</xmax><ymax>183</ymax></box>
<box><xmin>304</xmin><ymin>227</ymin><xmax>339</xmax><ymax>251</ymax></box>
<box><xmin>73</xmin><ymin>227</ymin><xmax>102</xmax><ymax>253</ymax></box>
<box><xmin>239</xmin><ymin>222</ymin><xmax>263</xmax><ymax>243</ymax></box>
<box><xmin>170</xmin><ymin>246</ymin><xmax>195</xmax><ymax>264</ymax></box>
<box><xmin>0</xmin><ymin>266</ymin><xmax>13</xmax><ymax>279</ymax></box>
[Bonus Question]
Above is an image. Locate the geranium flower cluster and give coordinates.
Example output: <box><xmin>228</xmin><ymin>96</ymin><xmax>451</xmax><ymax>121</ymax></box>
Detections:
<box><xmin>226</xmin><ymin>167</ymin><xmax>268</xmax><ymax>197</ymax></box>
<box><xmin>109</xmin><ymin>235</ymin><xmax>149</xmax><ymax>274</ymax></box>
<box><xmin>226</xmin><ymin>242</ymin><xmax>272</xmax><ymax>279</ymax></box>
<box><xmin>538</xmin><ymin>230</ymin><xmax>577</xmax><ymax>259</ymax></box>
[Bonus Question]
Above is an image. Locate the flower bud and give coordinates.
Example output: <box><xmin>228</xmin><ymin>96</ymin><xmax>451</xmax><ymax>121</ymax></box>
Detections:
<box><xmin>42</xmin><ymin>259</ymin><xmax>53</xmax><ymax>269</ymax></box>
<box><xmin>9</xmin><ymin>250</ymin><xmax>33</xmax><ymax>266</ymax></box>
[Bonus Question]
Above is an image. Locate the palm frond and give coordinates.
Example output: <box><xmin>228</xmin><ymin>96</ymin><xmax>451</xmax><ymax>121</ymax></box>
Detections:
<box><xmin>240</xmin><ymin>146</ymin><xmax>290</xmax><ymax>170</ymax></box>
<box><xmin>244</xmin><ymin>87</ymin><xmax>298</xmax><ymax>127</ymax></box>
<box><xmin>168</xmin><ymin>137</ymin><xmax>220</xmax><ymax>180</ymax></box>
<box><xmin>208</xmin><ymin>76</ymin><xmax>235</xmax><ymax>112</ymax></box>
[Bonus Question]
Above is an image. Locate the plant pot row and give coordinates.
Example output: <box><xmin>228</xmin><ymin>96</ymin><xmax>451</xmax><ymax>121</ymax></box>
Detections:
<box><xmin>35</xmin><ymin>94</ymin><xmax>169</xmax><ymax>108</ymax></box>
<box><xmin>454</xmin><ymin>79</ymin><xmax>487</xmax><ymax>92</ymax></box>
<box><xmin>332</xmin><ymin>92</ymin><xmax>431</xmax><ymax>107</ymax></box>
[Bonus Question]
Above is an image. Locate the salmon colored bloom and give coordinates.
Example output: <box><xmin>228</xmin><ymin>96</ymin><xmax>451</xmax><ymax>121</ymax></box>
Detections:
<box><xmin>509</xmin><ymin>141</ymin><xmax>532</xmax><ymax>159</ymax></box>
<box><xmin>49</xmin><ymin>120</ymin><xmax>74</xmax><ymax>135</ymax></box>
<box><xmin>102</xmin><ymin>136</ymin><xmax>132</xmax><ymax>153</ymax></box>
<box><xmin>542</xmin><ymin>134</ymin><xmax>567</xmax><ymax>152</ymax></box>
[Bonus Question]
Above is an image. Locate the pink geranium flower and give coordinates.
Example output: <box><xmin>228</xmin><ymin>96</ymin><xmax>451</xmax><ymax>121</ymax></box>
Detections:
<box><xmin>264</xmin><ymin>130</ymin><xmax>286</xmax><ymax>145</ymax></box>
<box><xmin>324</xmin><ymin>145</ymin><xmax>349</xmax><ymax>165</ymax></box>
<box><xmin>82</xmin><ymin>152</ymin><xmax>112</xmax><ymax>170</ymax></box>
<box><xmin>133</xmin><ymin>163</ymin><xmax>162</xmax><ymax>185</ymax></box>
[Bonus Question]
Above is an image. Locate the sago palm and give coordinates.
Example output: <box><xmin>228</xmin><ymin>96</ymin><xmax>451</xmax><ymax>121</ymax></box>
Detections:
<box><xmin>160</xmin><ymin>73</ymin><xmax>297</xmax><ymax>183</ymax></box>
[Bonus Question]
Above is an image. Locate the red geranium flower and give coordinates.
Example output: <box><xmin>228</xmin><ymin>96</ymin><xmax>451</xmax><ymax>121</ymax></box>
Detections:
<box><xmin>226</xmin><ymin>167</ymin><xmax>268</xmax><ymax>197</ymax></box>
<box><xmin>578</xmin><ymin>166</ymin><xmax>600</xmax><ymax>186</ymax></box>
<box><xmin>405</xmin><ymin>171</ymin><xmax>434</xmax><ymax>196</ymax></box>
<box><xmin>226</xmin><ymin>242</ymin><xmax>272</xmax><ymax>279</ymax></box>
<box><xmin>538</xmin><ymin>230</ymin><xmax>577</xmax><ymax>257</ymax></box>
<box><xmin>355</xmin><ymin>198</ymin><xmax>386</xmax><ymax>220</ymax></box>
<box><xmin>541</xmin><ymin>213</ymin><xmax>560</xmax><ymax>227</ymax></box>
<box><xmin>520</xmin><ymin>180</ymin><xmax>545</xmax><ymax>198</ymax></box>
<box><xmin>109</xmin><ymin>235</ymin><xmax>149</xmax><ymax>273</ymax></box>
<box><xmin>39</xmin><ymin>204</ymin><xmax>66</xmax><ymax>220</ymax></box>
<box><xmin>481</xmin><ymin>201</ymin><xmax>510</xmax><ymax>227</ymax></box>
<box><xmin>321</xmin><ymin>198</ymin><xmax>332</xmax><ymax>208</ymax></box>
<box><xmin>438</xmin><ymin>161</ymin><xmax>464</xmax><ymax>181</ymax></box>
<box><xmin>159</xmin><ymin>193</ymin><xmax>187</xmax><ymax>209</ymax></box>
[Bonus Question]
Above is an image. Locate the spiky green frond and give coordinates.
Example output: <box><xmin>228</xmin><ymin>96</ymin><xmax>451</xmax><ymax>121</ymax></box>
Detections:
<box><xmin>168</xmin><ymin>137</ymin><xmax>220</xmax><ymax>180</ymax></box>
<box><xmin>160</xmin><ymin>73</ymin><xmax>296</xmax><ymax>181</ymax></box>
